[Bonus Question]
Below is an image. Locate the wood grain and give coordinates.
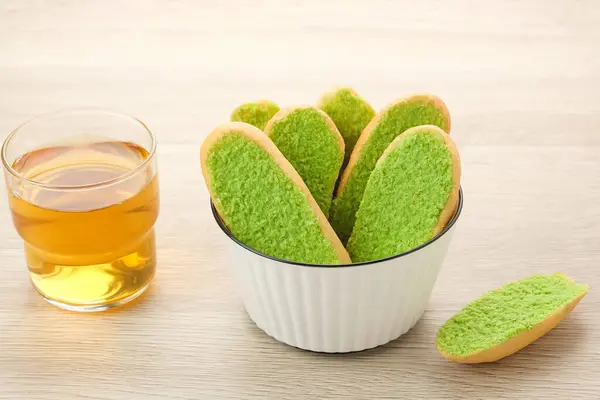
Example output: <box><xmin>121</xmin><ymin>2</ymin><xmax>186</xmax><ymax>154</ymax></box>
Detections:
<box><xmin>1</xmin><ymin>1</ymin><xmax>599</xmax><ymax>398</ymax></box>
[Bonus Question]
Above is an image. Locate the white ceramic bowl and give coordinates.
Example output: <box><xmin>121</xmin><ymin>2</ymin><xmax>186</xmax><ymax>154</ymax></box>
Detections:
<box><xmin>212</xmin><ymin>189</ymin><xmax>463</xmax><ymax>353</ymax></box>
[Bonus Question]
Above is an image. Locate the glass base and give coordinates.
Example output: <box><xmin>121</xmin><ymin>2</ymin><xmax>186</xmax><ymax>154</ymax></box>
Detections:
<box><xmin>26</xmin><ymin>231</ymin><xmax>156</xmax><ymax>312</ymax></box>
<box><xmin>36</xmin><ymin>280</ymin><xmax>152</xmax><ymax>312</ymax></box>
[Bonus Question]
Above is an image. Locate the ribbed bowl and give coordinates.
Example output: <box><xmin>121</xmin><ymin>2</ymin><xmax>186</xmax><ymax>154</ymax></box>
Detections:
<box><xmin>212</xmin><ymin>189</ymin><xmax>463</xmax><ymax>353</ymax></box>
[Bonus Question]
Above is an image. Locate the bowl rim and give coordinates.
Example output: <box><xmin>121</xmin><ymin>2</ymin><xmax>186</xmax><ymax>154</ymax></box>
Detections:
<box><xmin>211</xmin><ymin>187</ymin><xmax>463</xmax><ymax>268</ymax></box>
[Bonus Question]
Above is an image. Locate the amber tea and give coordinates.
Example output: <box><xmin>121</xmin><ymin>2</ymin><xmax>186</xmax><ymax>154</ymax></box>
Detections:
<box><xmin>2</xmin><ymin>110</ymin><xmax>159</xmax><ymax>311</ymax></box>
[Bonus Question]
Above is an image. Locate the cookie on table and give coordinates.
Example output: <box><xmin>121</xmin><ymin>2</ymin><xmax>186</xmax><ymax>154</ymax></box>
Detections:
<box><xmin>230</xmin><ymin>100</ymin><xmax>280</xmax><ymax>130</ymax></box>
<box><xmin>436</xmin><ymin>273</ymin><xmax>589</xmax><ymax>363</ymax></box>
<box><xmin>200</xmin><ymin>122</ymin><xmax>350</xmax><ymax>265</ymax></box>
<box><xmin>346</xmin><ymin>125</ymin><xmax>460</xmax><ymax>262</ymax></box>
<box><xmin>317</xmin><ymin>86</ymin><xmax>375</xmax><ymax>168</ymax></box>
<box><xmin>264</xmin><ymin>106</ymin><xmax>344</xmax><ymax>217</ymax></box>
<box><xmin>329</xmin><ymin>93</ymin><xmax>451</xmax><ymax>244</ymax></box>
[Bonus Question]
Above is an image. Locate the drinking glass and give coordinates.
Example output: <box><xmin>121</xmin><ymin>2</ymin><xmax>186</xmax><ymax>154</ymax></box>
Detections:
<box><xmin>1</xmin><ymin>109</ymin><xmax>159</xmax><ymax>311</ymax></box>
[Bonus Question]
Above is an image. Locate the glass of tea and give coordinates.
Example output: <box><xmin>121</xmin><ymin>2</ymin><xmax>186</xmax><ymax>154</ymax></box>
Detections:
<box><xmin>1</xmin><ymin>109</ymin><xmax>159</xmax><ymax>312</ymax></box>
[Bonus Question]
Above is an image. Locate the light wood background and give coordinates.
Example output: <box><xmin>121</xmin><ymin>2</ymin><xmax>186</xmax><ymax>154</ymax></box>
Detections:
<box><xmin>1</xmin><ymin>1</ymin><xmax>599</xmax><ymax>399</ymax></box>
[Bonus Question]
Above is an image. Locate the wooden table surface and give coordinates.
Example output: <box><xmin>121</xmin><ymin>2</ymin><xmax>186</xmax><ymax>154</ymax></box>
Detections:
<box><xmin>1</xmin><ymin>1</ymin><xmax>599</xmax><ymax>399</ymax></box>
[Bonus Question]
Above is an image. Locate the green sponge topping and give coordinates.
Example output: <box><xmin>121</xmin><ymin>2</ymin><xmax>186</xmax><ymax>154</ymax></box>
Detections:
<box><xmin>230</xmin><ymin>100</ymin><xmax>280</xmax><ymax>130</ymax></box>
<box><xmin>346</xmin><ymin>129</ymin><xmax>454</xmax><ymax>262</ymax></box>
<box><xmin>267</xmin><ymin>108</ymin><xmax>343</xmax><ymax>217</ymax></box>
<box><xmin>318</xmin><ymin>87</ymin><xmax>375</xmax><ymax>168</ymax></box>
<box><xmin>205</xmin><ymin>132</ymin><xmax>341</xmax><ymax>264</ymax></box>
<box><xmin>436</xmin><ymin>273</ymin><xmax>589</xmax><ymax>358</ymax></box>
<box><xmin>330</xmin><ymin>97</ymin><xmax>449</xmax><ymax>244</ymax></box>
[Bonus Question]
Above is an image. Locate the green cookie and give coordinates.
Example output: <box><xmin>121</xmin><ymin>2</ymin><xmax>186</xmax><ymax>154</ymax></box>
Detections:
<box><xmin>346</xmin><ymin>125</ymin><xmax>460</xmax><ymax>262</ymax></box>
<box><xmin>265</xmin><ymin>106</ymin><xmax>344</xmax><ymax>217</ymax></box>
<box><xmin>317</xmin><ymin>86</ymin><xmax>375</xmax><ymax>168</ymax></box>
<box><xmin>230</xmin><ymin>100</ymin><xmax>280</xmax><ymax>130</ymax></box>
<box><xmin>201</xmin><ymin>122</ymin><xmax>350</xmax><ymax>265</ymax></box>
<box><xmin>436</xmin><ymin>273</ymin><xmax>589</xmax><ymax>363</ymax></box>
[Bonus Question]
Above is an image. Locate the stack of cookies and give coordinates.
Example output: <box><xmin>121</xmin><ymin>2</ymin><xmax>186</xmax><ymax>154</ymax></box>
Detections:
<box><xmin>202</xmin><ymin>87</ymin><xmax>460</xmax><ymax>264</ymax></box>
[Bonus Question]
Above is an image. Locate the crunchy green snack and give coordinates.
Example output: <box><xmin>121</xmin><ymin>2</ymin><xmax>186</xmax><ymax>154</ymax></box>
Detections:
<box><xmin>346</xmin><ymin>126</ymin><xmax>460</xmax><ymax>262</ymax></box>
<box><xmin>317</xmin><ymin>87</ymin><xmax>375</xmax><ymax>167</ymax></box>
<box><xmin>264</xmin><ymin>107</ymin><xmax>344</xmax><ymax>217</ymax></box>
<box><xmin>436</xmin><ymin>273</ymin><xmax>589</xmax><ymax>363</ymax></box>
<box><xmin>329</xmin><ymin>94</ymin><xmax>451</xmax><ymax>244</ymax></box>
<box><xmin>230</xmin><ymin>100</ymin><xmax>280</xmax><ymax>130</ymax></box>
<box><xmin>201</xmin><ymin>122</ymin><xmax>350</xmax><ymax>265</ymax></box>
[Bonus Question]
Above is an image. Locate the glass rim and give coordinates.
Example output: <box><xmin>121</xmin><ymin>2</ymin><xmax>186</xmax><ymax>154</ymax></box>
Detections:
<box><xmin>1</xmin><ymin>107</ymin><xmax>157</xmax><ymax>191</ymax></box>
